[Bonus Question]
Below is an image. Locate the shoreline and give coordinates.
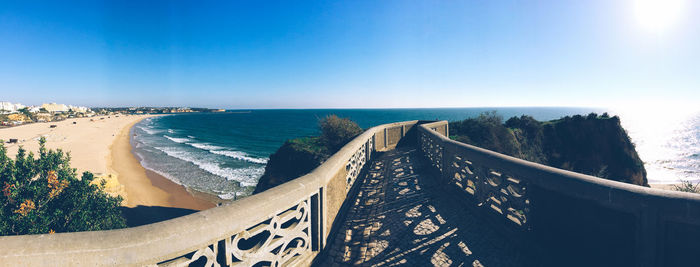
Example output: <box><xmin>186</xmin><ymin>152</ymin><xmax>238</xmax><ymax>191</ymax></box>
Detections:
<box><xmin>110</xmin><ymin>117</ymin><xmax>215</xmax><ymax>210</ymax></box>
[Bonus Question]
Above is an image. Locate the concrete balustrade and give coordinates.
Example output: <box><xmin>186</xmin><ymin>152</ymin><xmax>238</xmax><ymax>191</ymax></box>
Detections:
<box><xmin>2</xmin><ymin>119</ymin><xmax>699</xmax><ymax>266</ymax></box>
<box><xmin>0</xmin><ymin>121</ymin><xmax>419</xmax><ymax>266</ymax></box>
<box><xmin>418</xmin><ymin>121</ymin><xmax>700</xmax><ymax>267</ymax></box>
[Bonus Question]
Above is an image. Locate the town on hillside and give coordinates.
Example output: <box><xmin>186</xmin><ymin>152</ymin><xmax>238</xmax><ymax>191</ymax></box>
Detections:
<box><xmin>0</xmin><ymin>102</ymin><xmax>226</xmax><ymax>127</ymax></box>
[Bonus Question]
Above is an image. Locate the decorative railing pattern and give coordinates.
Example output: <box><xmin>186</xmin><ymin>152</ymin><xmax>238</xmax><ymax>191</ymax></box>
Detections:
<box><xmin>420</xmin><ymin>131</ymin><xmax>443</xmax><ymax>172</ymax></box>
<box><xmin>345</xmin><ymin>138</ymin><xmax>372</xmax><ymax>192</ymax></box>
<box><xmin>4</xmin><ymin>120</ymin><xmax>700</xmax><ymax>267</ymax></box>
<box><xmin>420</xmin><ymin>129</ymin><xmax>530</xmax><ymax>227</ymax></box>
<box><xmin>0</xmin><ymin>121</ymin><xmax>418</xmax><ymax>266</ymax></box>
<box><xmin>418</xmin><ymin>121</ymin><xmax>700</xmax><ymax>267</ymax></box>
<box><xmin>225</xmin><ymin>195</ymin><xmax>312</xmax><ymax>266</ymax></box>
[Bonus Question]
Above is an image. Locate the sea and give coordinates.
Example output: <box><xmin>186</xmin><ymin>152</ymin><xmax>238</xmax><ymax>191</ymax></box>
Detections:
<box><xmin>131</xmin><ymin>108</ymin><xmax>700</xmax><ymax>200</ymax></box>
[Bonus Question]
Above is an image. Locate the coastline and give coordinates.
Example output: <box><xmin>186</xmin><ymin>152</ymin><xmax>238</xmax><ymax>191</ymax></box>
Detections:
<box><xmin>110</xmin><ymin>116</ymin><xmax>215</xmax><ymax>210</ymax></box>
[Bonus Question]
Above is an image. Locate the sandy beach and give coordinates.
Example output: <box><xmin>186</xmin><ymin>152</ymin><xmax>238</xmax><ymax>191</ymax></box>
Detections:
<box><xmin>0</xmin><ymin>115</ymin><xmax>214</xmax><ymax>210</ymax></box>
<box><xmin>110</xmin><ymin>118</ymin><xmax>214</xmax><ymax>210</ymax></box>
<box><xmin>649</xmin><ymin>183</ymin><xmax>680</xmax><ymax>191</ymax></box>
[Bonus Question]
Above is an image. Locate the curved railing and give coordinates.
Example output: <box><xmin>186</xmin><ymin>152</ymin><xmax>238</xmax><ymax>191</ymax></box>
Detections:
<box><xmin>4</xmin><ymin>119</ymin><xmax>698</xmax><ymax>266</ymax></box>
<box><xmin>0</xmin><ymin>120</ymin><xmax>419</xmax><ymax>266</ymax></box>
<box><xmin>418</xmin><ymin>121</ymin><xmax>700</xmax><ymax>267</ymax></box>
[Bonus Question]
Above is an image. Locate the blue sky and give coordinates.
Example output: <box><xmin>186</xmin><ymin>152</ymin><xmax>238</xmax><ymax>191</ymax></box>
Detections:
<box><xmin>1</xmin><ymin>1</ymin><xmax>698</xmax><ymax>109</ymax></box>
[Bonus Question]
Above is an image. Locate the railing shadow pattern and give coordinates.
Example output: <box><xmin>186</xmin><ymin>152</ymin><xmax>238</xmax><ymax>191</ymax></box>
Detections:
<box><xmin>0</xmin><ymin>121</ymin><xmax>420</xmax><ymax>267</ymax></box>
<box><xmin>421</xmin><ymin>129</ymin><xmax>530</xmax><ymax>228</ymax></box>
<box><xmin>418</xmin><ymin>121</ymin><xmax>700</xmax><ymax>267</ymax></box>
<box><xmin>4</xmin><ymin>119</ymin><xmax>700</xmax><ymax>267</ymax></box>
<box><xmin>316</xmin><ymin>148</ymin><xmax>534</xmax><ymax>266</ymax></box>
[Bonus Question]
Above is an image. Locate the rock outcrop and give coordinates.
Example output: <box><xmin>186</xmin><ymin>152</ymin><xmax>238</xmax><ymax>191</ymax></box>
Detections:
<box><xmin>450</xmin><ymin>113</ymin><xmax>648</xmax><ymax>186</ymax></box>
<box><xmin>254</xmin><ymin>115</ymin><xmax>362</xmax><ymax>194</ymax></box>
<box><xmin>253</xmin><ymin>137</ymin><xmax>328</xmax><ymax>194</ymax></box>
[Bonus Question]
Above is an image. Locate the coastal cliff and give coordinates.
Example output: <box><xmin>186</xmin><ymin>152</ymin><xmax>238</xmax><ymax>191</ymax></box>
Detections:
<box><xmin>253</xmin><ymin>115</ymin><xmax>362</xmax><ymax>194</ymax></box>
<box><xmin>450</xmin><ymin>112</ymin><xmax>648</xmax><ymax>186</ymax></box>
<box><xmin>255</xmin><ymin>112</ymin><xmax>648</xmax><ymax>194</ymax></box>
<box><xmin>253</xmin><ymin>137</ymin><xmax>329</xmax><ymax>194</ymax></box>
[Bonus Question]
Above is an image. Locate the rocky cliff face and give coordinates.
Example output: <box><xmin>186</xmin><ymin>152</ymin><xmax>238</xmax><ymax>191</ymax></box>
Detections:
<box><xmin>256</xmin><ymin>113</ymin><xmax>648</xmax><ymax>194</ymax></box>
<box><xmin>252</xmin><ymin>137</ymin><xmax>329</xmax><ymax>194</ymax></box>
<box><xmin>540</xmin><ymin>115</ymin><xmax>647</xmax><ymax>186</ymax></box>
<box><xmin>451</xmin><ymin>113</ymin><xmax>648</xmax><ymax>186</ymax></box>
<box><xmin>253</xmin><ymin>115</ymin><xmax>362</xmax><ymax>194</ymax></box>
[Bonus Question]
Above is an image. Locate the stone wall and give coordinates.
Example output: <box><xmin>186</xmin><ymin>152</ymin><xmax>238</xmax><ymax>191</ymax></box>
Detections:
<box><xmin>419</xmin><ymin>121</ymin><xmax>700</xmax><ymax>267</ymax></box>
<box><xmin>0</xmin><ymin>120</ymin><xmax>420</xmax><ymax>266</ymax></box>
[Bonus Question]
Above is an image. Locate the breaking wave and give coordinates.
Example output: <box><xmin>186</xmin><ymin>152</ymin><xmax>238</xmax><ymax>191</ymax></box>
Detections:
<box><xmin>164</xmin><ymin>135</ymin><xmax>190</xmax><ymax>144</ymax></box>
<box><xmin>210</xmin><ymin>150</ymin><xmax>268</xmax><ymax>164</ymax></box>
<box><xmin>153</xmin><ymin>146</ymin><xmax>262</xmax><ymax>187</ymax></box>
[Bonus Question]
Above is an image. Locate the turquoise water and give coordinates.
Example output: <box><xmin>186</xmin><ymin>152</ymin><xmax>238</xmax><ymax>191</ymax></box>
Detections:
<box><xmin>131</xmin><ymin>108</ymin><xmax>699</xmax><ymax>199</ymax></box>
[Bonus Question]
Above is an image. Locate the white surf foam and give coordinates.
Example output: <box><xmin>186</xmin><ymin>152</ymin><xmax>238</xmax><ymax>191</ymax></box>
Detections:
<box><xmin>210</xmin><ymin>150</ymin><xmax>269</xmax><ymax>164</ymax></box>
<box><xmin>188</xmin><ymin>142</ymin><xmax>225</xmax><ymax>151</ymax></box>
<box><xmin>164</xmin><ymin>135</ymin><xmax>190</xmax><ymax>144</ymax></box>
<box><xmin>137</xmin><ymin>126</ymin><xmax>160</xmax><ymax>135</ymax></box>
<box><xmin>183</xmin><ymin>142</ymin><xmax>268</xmax><ymax>164</ymax></box>
<box><xmin>154</xmin><ymin>146</ymin><xmax>262</xmax><ymax>187</ymax></box>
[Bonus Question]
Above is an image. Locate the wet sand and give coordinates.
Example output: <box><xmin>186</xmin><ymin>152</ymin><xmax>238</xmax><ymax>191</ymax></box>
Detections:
<box><xmin>110</xmin><ymin>118</ymin><xmax>215</xmax><ymax>210</ymax></box>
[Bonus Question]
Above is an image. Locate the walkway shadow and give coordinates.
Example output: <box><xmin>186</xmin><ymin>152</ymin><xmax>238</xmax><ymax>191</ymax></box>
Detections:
<box><xmin>316</xmin><ymin>147</ymin><xmax>538</xmax><ymax>266</ymax></box>
<box><xmin>119</xmin><ymin>205</ymin><xmax>198</xmax><ymax>227</ymax></box>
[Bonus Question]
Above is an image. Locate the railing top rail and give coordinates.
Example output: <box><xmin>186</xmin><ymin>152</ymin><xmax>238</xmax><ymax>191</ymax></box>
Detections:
<box><xmin>418</xmin><ymin>121</ymin><xmax>700</xmax><ymax>219</ymax></box>
<box><xmin>0</xmin><ymin>120</ymin><xmax>421</xmax><ymax>265</ymax></box>
<box><xmin>314</xmin><ymin>120</ymin><xmax>419</xmax><ymax>185</ymax></box>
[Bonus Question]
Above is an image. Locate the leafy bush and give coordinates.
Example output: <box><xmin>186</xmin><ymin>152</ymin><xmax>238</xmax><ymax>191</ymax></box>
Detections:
<box><xmin>319</xmin><ymin>115</ymin><xmax>363</xmax><ymax>151</ymax></box>
<box><xmin>450</xmin><ymin>111</ymin><xmax>522</xmax><ymax>157</ymax></box>
<box><xmin>449</xmin><ymin>111</ymin><xmax>648</xmax><ymax>186</ymax></box>
<box><xmin>0</xmin><ymin>138</ymin><xmax>126</xmax><ymax>235</ymax></box>
<box><xmin>255</xmin><ymin>115</ymin><xmax>363</xmax><ymax>194</ymax></box>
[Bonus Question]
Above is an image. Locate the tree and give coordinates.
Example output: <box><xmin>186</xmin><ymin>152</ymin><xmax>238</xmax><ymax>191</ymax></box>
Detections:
<box><xmin>0</xmin><ymin>138</ymin><xmax>126</xmax><ymax>235</ymax></box>
<box><xmin>319</xmin><ymin>115</ymin><xmax>363</xmax><ymax>151</ymax></box>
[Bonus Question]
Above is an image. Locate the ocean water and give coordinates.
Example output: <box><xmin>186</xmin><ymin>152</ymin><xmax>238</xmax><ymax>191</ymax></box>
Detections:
<box><xmin>617</xmin><ymin>110</ymin><xmax>700</xmax><ymax>184</ymax></box>
<box><xmin>131</xmin><ymin>108</ymin><xmax>700</xmax><ymax>200</ymax></box>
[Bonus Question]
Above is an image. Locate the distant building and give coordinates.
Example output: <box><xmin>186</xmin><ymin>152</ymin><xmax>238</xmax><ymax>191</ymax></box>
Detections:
<box><xmin>67</xmin><ymin>105</ymin><xmax>90</xmax><ymax>113</ymax></box>
<box><xmin>41</xmin><ymin>103</ymin><xmax>69</xmax><ymax>113</ymax></box>
<box><xmin>0</xmin><ymin>102</ymin><xmax>25</xmax><ymax>114</ymax></box>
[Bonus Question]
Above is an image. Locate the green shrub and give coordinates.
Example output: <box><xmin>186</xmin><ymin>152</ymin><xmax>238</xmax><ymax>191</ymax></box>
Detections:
<box><xmin>255</xmin><ymin>115</ymin><xmax>364</xmax><ymax>194</ymax></box>
<box><xmin>449</xmin><ymin>111</ymin><xmax>522</xmax><ymax>157</ymax></box>
<box><xmin>319</xmin><ymin>115</ymin><xmax>363</xmax><ymax>151</ymax></box>
<box><xmin>672</xmin><ymin>180</ymin><xmax>700</xmax><ymax>193</ymax></box>
<box><xmin>0</xmin><ymin>138</ymin><xmax>126</xmax><ymax>235</ymax></box>
<box><xmin>449</xmin><ymin>111</ymin><xmax>648</xmax><ymax>186</ymax></box>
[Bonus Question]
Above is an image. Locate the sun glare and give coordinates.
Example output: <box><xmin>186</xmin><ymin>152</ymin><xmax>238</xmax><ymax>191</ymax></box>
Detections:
<box><xmin>633</xmin><ymin>0</ymin><xmax>687</xmax><ymax>33</ymax></box>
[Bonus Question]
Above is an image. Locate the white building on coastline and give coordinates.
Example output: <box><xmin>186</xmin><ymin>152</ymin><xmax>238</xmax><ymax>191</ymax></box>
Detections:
<box><xmin>1</xmin><ymin>102</ymin><xmax>92</xmax><ymax>115</ymax></box>
<box><xmin>41</xmin><ymin>103</ymin><xmax>69</xmax><ymax>113</ymax></box>
<box><xmin>0</xmin><ymin>102</ymin><xmax>25</xmax><ymax>114</ymax></box>
<box><xmin>67</xmin><ymin>105</ymin><xmax>90</xmax><ymax>113</ymax></box>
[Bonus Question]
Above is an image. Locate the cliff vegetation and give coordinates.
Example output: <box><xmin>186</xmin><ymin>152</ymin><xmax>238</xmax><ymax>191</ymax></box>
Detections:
<box><xmin>450</xmin><ymin>112</ymin><xmax>648</xmax><ymax>186</ymax></box>
<box><xmin>253</xmin><ymin>115</ymin><xmax>362</xmax><ymax>193</ymax></box>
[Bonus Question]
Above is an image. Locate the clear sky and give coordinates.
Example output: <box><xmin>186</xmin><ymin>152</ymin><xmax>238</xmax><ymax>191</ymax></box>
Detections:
<box><xmin>1</xmin><ymin>0</ymin><xmax>698</xmax><ymax>109</ymax></box>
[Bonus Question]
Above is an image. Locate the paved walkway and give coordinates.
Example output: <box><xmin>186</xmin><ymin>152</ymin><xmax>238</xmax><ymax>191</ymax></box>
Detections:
<box><xmin>316</xmin><ymin>147</ymin><xmax>536</xmax><ymax>266</ymax></box>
